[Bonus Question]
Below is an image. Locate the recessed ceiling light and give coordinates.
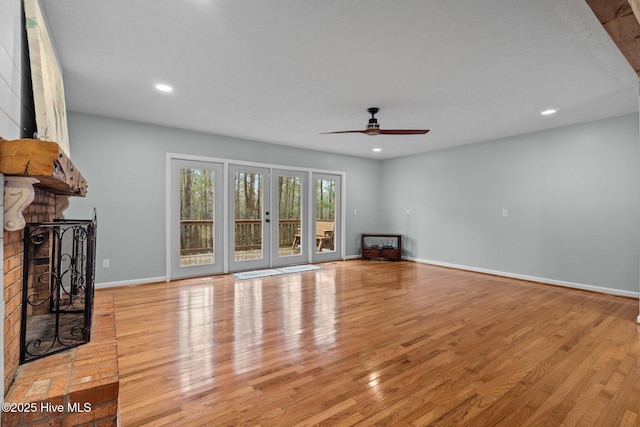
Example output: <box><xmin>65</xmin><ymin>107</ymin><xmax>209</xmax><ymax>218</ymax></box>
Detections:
<box><xmin>541</xmin><ymin>108</ymin><xmax>557</xmax><ymax>116</ymax></box>
<box><xmin>155</xmin><ymin>84</ymin><xmax>173</xmax><ymax>93</ymax></box>
<box><xmin>372</xmin><ymin>148</ymin><xmax>382</xmax><ymax>152</ymax></box>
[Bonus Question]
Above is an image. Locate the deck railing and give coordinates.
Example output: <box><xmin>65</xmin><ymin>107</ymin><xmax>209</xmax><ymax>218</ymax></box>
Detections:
<box><xmin>180</xmin><ymin>219</ymin><xmax>301</xmax><ymax>255</ymax></box>
<box><xmin>180</xmin><ymin>220</ymin><xmax>214</xmax><ymax>255</ymax></box>
<box><xmin>278</xmin><ymin>219</ymin><xmax>299</xmax><ymax>249</ymax></box>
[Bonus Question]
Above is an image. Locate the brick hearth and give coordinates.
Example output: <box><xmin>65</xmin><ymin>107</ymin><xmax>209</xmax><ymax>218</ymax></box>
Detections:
<box><xmin>3</xmin><ymin>293</ymin><xmax>119</xmax><ymax>427</ymax></box>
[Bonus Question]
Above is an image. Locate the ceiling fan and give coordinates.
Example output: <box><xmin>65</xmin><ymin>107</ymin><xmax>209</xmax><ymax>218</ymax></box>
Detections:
<box><xmin>321</xmin><ymin>107</ymin><xmax>430</xmax><ymax>136</ymax></box>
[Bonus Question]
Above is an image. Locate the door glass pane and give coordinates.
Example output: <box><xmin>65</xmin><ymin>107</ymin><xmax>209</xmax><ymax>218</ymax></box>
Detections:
<box><xmin>179</xmin><ymin>167</ymin><xmax>214</xmax><ymax>266</ymax></box>
<box><xmin>315</xmin><ymin>178</ymin><xmax>336</xmax><ymax>253</ymax></box>
<box><xmin>234</xmin><ymin>172</ymin><xmax>264</xmax><ymax>261</ymax></box>
<box><xmin>279</xmin><ymin>176</ymin><xmax>302</xmax><ymax>257</ymax></box>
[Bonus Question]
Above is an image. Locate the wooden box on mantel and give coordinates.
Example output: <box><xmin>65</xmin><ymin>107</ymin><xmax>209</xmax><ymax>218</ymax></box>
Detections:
<box><xmin>0</xmin><ymin>137</ymin><xmax>87</xmax><ymax>196</ymax></box>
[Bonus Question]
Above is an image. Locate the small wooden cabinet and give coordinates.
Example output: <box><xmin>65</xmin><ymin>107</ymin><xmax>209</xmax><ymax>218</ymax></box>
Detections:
<box><xmin>361</xmin><ymin>234</ymin><xmax>402</xmax><ymax>261</ymax></box>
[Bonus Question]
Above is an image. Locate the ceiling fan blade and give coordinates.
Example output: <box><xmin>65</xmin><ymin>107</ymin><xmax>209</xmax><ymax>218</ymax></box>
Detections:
<box><xmin>319</xmin><ymin>130</ymin><xmax>367</xmax><ymax>134</ymax></box>
<box><xmin>378</xmin><ymin>129</ymin><xmax>430</xmax><ymax>135</ymax></box>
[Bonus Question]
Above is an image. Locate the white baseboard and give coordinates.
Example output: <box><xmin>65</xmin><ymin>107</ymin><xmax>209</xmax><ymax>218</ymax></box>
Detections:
<box><xmin>95</xmin><ymin>276</ymin><xmax>166</xmax><ymax>289</ymax></box>
<box><xmin>404</xmin><ymin>256</ymin><xmax>640</xmax><ymax>299</ymax></box>
<box><xmin>344</xmin><ymin>254</ymin><xmax>361</xmax><ymax>260</ymax></box>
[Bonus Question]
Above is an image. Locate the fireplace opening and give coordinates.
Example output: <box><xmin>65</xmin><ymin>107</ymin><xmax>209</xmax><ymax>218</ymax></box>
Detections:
<box><xmin>20</xmin><ymin>210</ymin><xmax>97</xmax><ymax>363</ymax></box>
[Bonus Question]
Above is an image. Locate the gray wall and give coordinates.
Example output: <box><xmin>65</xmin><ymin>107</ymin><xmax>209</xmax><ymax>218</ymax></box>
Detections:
<box><xmin>380</xmin><ymin>114</ymin><xmax>639</xmax><ymax>294</ymax></box>
<box><xmin>66</xmin><ymin>111</ymin><xmax>639</xmax><ymax>296</ymax></box>
<box><xmin>65</xmin><ymin>112</ymin><xmax>381</xmax><ymax>284</ymax></box>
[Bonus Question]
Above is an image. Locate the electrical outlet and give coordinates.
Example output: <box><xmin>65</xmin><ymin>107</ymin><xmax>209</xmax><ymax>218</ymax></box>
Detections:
<box><xmin>102</xmin><ymin>259</ymin><xmax>110</xmax><ymax>268</ymax></box>
<box><xmin>502</xmin><ymin>209</ymin><xmax>508</xmax><ymax>217</ymax></box>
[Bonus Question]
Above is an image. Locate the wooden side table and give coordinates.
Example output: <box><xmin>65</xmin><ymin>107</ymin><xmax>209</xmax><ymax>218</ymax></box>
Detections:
<box><xmin>361</xmin><ymin>234</ymin><xmax>402</xmax><ymax>260</ymax></box>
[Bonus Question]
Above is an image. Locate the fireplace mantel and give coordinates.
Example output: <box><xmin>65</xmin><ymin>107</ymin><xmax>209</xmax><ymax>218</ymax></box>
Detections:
<box><xmin>1</xmin><ymin>137</ymin><xmax>87</xmax><ymax>231</ymax></box>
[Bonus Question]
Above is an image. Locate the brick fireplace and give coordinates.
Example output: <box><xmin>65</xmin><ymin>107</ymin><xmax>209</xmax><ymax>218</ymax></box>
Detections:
<box><xmin>2</xmin><ymin>138</ymin><xmax>119</xmax><ymax>426</ymax></box>
<box><xmin>3</xmin><ymin>187</ymin><xmax>56</xmax><ymax>394</ymax></box>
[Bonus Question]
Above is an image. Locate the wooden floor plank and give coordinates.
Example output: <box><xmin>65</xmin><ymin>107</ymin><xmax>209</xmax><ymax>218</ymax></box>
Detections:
<box><xmin>102</xmin><ymin>260</ymin><xmax>640</xmax><ymax>426</ymax></box>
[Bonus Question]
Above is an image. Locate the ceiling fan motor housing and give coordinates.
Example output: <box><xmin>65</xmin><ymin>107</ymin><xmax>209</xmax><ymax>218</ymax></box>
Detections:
<box><xmin>366</xmin><ymin>107</ymin><xmax>380</xmax><ymax>134</ymax></box>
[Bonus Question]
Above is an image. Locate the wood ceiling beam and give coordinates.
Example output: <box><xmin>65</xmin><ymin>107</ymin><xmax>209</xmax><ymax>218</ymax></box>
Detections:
<box><xmin>586</xmin><ymin>0</ymin><xmax>640</xmax><ymax>77</ymax></box>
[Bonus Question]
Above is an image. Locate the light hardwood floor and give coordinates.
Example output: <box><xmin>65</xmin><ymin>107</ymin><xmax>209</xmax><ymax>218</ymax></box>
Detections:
<box><xmin>102</xmin><ymin>260</ymin><xmax>640</xmax><ymax>426</ymax></box>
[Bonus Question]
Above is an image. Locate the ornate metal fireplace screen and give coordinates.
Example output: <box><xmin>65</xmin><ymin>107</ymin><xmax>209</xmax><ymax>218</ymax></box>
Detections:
<box><xmin>20</xmin><ymin>212</ymin><xmax>97</xmax><ymax>363</ymax></box>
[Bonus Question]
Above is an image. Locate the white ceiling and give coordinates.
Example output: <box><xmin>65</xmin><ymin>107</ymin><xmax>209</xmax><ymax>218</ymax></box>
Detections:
<box><xmin>41</xmin><ymin>0</ymin><xmax>639</xmax><ymax>159</ymax></box>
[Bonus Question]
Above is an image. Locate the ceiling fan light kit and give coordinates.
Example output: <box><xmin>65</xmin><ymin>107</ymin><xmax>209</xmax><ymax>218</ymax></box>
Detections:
<box><xmin>322</xmin><ymin>107</ymin><xmax>430</xmax><ymax>136</ymax></box>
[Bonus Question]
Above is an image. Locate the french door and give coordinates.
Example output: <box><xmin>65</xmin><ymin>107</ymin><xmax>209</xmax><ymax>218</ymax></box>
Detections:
<box><xmin>228</xmin><ymin>165</ymin><xmax>271</xmax><ymax>272</ymax></box>
<box><xmin>169</xmin><ymin>159</ymin><xmax>224</xmax><ymax>279</ymax></box>
<box><xmin>312</xmin><ymin>173</ymin><xmax>341</xmax><ymax>263</ymax></box>
<box><xmin>271</xmin><ymin>169</ymin><xmax>308</xmax><ymax>268</ymax></box>
<box><xmin>169</xmin><ymin>155</ymin><xmax>342</xmax><ymax>279</ymax></box>
<box><xmin>228</xmin><ymin>166</ymin><xmax>309</xmax><ymax>272</ymax></box>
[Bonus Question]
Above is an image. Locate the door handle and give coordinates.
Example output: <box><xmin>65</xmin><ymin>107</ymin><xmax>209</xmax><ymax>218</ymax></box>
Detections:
<box><xmin>266</xmin><ymin>219</ymin><xmax>271</xmax><ymax>223</ymax></box>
